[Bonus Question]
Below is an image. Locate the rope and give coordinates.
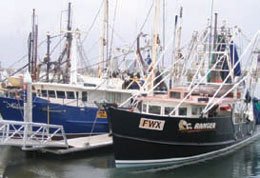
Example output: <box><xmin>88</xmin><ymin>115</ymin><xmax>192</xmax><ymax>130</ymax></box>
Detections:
<box><xmin>77</xmin><ymin>38</ymin><xmax>90</xmax><ymax>69</ymax></box>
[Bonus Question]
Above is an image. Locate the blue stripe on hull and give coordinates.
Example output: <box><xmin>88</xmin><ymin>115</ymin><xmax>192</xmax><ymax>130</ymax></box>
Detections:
<box><xmin>0</xmin><ymin>97</ymin><xmax>109</xmax><ymax>135</ymax></box>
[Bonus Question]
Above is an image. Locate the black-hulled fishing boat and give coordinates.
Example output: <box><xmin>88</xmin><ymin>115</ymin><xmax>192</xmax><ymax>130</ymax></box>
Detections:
<box><xmin>105</xmin><ymin>7</ymin><xmax>260</xmax><ymax>167</ymax></box>
<box><xmin>107</xmin><ymin>86</ymin><xmax>259</xmax><ymax>167</ymax></box>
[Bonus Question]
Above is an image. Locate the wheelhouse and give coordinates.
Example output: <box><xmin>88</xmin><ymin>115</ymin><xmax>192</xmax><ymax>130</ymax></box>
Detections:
<box><xmin>139</xmin><ymin>87</ymin><xmax>234</xmax><ymax>118</ymax></box>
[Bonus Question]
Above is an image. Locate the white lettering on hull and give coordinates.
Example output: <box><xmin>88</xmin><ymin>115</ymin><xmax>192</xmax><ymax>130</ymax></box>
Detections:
<box><xmin>194</xmin><ymin>123</ymin><xmax>216</xmax><ymax>130</ymax></box>
<box><xmin>178</xmin><ymin>119</ymin><xmax>216</xmax><ymax>132</ymax></box>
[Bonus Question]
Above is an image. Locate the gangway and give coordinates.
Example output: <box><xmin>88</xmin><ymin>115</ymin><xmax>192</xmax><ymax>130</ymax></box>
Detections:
<box><xmin>0</xmin><ymin>120</ymin><xmax>68</xmax><ymax>150</ymax></box>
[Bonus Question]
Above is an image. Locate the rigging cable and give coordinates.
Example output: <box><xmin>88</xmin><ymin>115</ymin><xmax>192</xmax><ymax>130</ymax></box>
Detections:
<box><xmin>82</xmin><ymin>0</ymin><xmax>105</xmax><ymax>43</ymax></box>
<box><xmin>117</xmin><ymin>0</ymin><xmax>155</xmax><ymax>71</ymax></box>
<box><xmin>108</xmin><ymin>0</ymin><xmax>118</xmax><ymax>61</ymax></box>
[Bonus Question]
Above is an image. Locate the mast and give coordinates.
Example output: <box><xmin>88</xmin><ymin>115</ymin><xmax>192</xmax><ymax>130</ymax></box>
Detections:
<box><xmin>28</xmin><ymin>9</ymin><xmax>38</xmax><ymax>82</ymax></box>
<box><xmin>162</xmin><ymin>0</ymin><xmax>166</xmax><ymax>67</ymax></box>
<box><xmin>176</xmin><ymin>6</ymin><xmax>183</xmax><ymax>56</ymax></box>
<box><xmin>170</xmin><ymin>14</ymin><xmax>178</xmax><ymax>89</ymax></box>
<box><xmin>213</xmin><ymin>13</ymin><xmax>218</xmax><ymax>50</ymax></box>
<box><xmin>98</xmin><ymin>0</ymin><xmax>109</xmax><ymax>78</ymax></box>
<box><xmin>64</xmin><ymin>2</ymin><xmax>73</xmax><ymax>83</ymax></box>
<box><xmin>148</xmin><ymin>0</ymin><xmax>160</xmax><ymax>95</ymax></box>
<box><xmin>170</xmin><ymin>6</ymin><xmax>183</xmax><ymax>87</ymax></box>
<box><xmin>45</xmin><ymin>33</ymin><xmax>51</xmax><ymax>82</ymax></box>
<box><xmin>210</xmin><ymin>12</ymin><xmax>219</xmax><ymax>83</ymax></box>
<box><xmin>176</xmin><ymin>6</ymin><xmax>183</xmax><ymax>84</ymax></box>
<box><xmin>34</xmin><ymin>21</ymin><xmax>38</xmax><ymax>82</ymax></box>
<box><xmin>70</xmin><ymin>29</ymin><xmax>79</xmax><ymax>84</ymax></box>
<box><xmin>105</xmin><ymin>0</ymin><xmax>109</xmax><ymax>71</ymax></box>
<box><xmin>53</xmin><ymin>2</ymin><xmax>73</xmax><ymax>83</ymax></box>
<box><xmin>208</xmin><ymin>0</ymin><xmax>214</xmax><ymax>82</ymax></box>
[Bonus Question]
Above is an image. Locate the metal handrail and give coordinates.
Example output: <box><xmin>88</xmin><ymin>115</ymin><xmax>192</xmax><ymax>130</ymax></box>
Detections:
<box><xmin>0</xmin><ymin>120</ymin><xmax>68</xmax><ymax>149</ymax></box>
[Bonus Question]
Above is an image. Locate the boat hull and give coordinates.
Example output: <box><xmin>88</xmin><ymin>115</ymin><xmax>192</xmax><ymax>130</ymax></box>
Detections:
<box><xmin>0</xmin><ymin>96</ymin><xmax>109</xmax><ymax>136</ymax></box>
<box><xmin>107</xmin><ymin>107</ymin><xmax>257</xmax><ymax>168</ymax></box>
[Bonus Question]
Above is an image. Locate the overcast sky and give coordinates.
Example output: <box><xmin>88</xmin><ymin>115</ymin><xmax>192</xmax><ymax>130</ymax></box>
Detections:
<box><xmin>0</xmin><ymin>0</ymin><xmax>259</xmax><ymax>68</ymax></box>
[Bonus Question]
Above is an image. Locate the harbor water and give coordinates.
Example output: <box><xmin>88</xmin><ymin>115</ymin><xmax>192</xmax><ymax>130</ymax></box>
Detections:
<box><xmin>0</xmin><ymin>140</ymin><xmax>260</xmax><ymax>178</ymax></box>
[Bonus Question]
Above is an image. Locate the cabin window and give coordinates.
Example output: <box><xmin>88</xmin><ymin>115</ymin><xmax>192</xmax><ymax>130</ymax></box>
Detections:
<box><xmin>192</xmin><ymin>107</ymin><xmax>203</xmax><ymax>115</ymax></box>
<box><xmin>137</xmin><ymin>102</ymin><xmax>142</xmax><ymax>111</ymax></box>
<box><xmin>9</xmin><ymin>92</ymin><xmax>15</xmax><ymax>98</ymax></box>
<box><xmin>114</xmin><ymin>93</ymin><xmax>122</xmax><ymax>103</ymax></box>
<box><xmin>48</xmin><ymin>90</ymin><xmax>56</xmax><ymax>98</ymax></box>
<box><xmin>148</xmin><ymin>105</ymin><xmax>161</xmax><ymax>115</ymax></box>
<box><xmin>142</xmin><ymin>104</ymin><xmax>147</xmax><ymax>112</ymax></box>
<box><xmin>106</xmin><ymin>92</ymin><xmax>122</xmax><ymax>103</ymax></box>
<box><xmin>42</xmin><ymin>90</ymin><xmax>47</xmax><ymax>97</ymax></box>
<box><xmin>37</xmin><ymin>89</ymin><xmax>41</xmax><ymax>96</ymax></box>
<box><xmin>57</xmin><ymin>91</ymin><xmax>65</xmax><ymax>99</ymax></box>
<box><xmin>179</xmin><ymin>107</ymin><xmax>187</xmax><ymax>116</ymax></box>
<box><xmin>82</xmin><ymin>92</ymin><xmax>88</xmax><ymax>102</ymax></box>
<box><xmin>164</xmin><ymin>107</ymin><xmax>175</xmax><ymax>115</ymax></box>
<box><xmin>84</xmin><ymin>83</ymin><xmax>96</xmax><ymax>87</ymax></box>
<box><xmin>67</xmin><ymin>91</ymin><xmax>75</xmax><ymax>99</ymax></box>
<box><xmin>170</xmin><ymin>92</ymin><xmax>181</xmax><ymax>99</ymax></box>
<box><xmin>192</xmin><ymin>107</ymin><xmax>199</xmax><ymax>115</ymax></box>
<box><xmin>18</xmin><ymin>90</ymin><xmax>23</xmax><ymax>97</ymax></box>
<box><xmin>106</xmin><ymin>93</ymin><xmax>114</xmax><ymax>102</ymax></box>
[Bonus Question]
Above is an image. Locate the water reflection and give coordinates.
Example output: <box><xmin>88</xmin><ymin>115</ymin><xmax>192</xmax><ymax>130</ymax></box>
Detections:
<box><xmin>0</xmin><ymin>141</ymin><xmax>260</xmax><ymax>178</ymax></box>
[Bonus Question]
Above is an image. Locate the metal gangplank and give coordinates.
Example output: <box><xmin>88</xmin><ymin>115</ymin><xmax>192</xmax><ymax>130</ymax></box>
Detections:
<box><xmin>0</xmin><ymin>120</ymin><xmax>68</xmax><ymax>150</ymax></box>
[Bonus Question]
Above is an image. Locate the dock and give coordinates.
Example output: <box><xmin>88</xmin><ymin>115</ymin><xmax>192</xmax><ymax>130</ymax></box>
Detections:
<box><xmin>42</xmin><ymin>134</ymin><xmax>113</xmax><ymax>154</ymax></box>
<box><xmin>0</xmin><ymin>120</ymin><xmax>112</xmax><ymax>154</ymax></box>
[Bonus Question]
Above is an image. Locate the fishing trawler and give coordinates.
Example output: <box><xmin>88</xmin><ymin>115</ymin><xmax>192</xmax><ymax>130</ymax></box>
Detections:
<box><xmin>105</xmin><ymin>5</ymin><xmax>260</xmax><ymax>167</ymax></box>
<box><xmin>0</xmin><ymin>2</ymin><xmax>142</xmax><ymax>137</ymax></box>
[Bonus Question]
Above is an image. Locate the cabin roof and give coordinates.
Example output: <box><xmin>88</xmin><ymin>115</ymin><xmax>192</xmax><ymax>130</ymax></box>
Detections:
<box><xmin>140</xmin><ymin>94</ymin><xmax>236</xmax><ymax>106</ymax></box>
<box><xmin>32</xmin><ymin>82</ymin><xmax>138</xmax><ymax>94</ymax></box>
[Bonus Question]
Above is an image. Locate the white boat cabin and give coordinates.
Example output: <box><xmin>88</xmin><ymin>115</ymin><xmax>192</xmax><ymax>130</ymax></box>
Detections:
<box><xmin>139</xmin><ymin>87</ymin><xmax>236</xmax><ymax>118</ymax></box>
<box><xmin>31</xmin><ymin>82</ymin><xmax>134</xmax><ymax>107</ymax></box>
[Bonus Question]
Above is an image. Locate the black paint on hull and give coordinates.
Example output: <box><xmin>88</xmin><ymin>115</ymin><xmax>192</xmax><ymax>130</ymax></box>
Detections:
<box><xmin>107</xmin><ymin>107</ymin><xmax>257</xmax><ymax>167</ymax></box>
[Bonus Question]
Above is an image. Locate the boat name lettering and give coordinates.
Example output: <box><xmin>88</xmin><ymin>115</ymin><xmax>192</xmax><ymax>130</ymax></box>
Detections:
<box><xmin>179</xmin><ymin>119</ymin><xmax>216</xmax><ymax>132</ymax></box>
<box><xmin>194</xmin><ymin>123</ymin><xmax>216</xmax><ymax>130</ymax></box>
<box><xmin>5</xmin><ymin>102</ymin><xmax>23</xmax><ymax>110</ymax></box>
<box><xmin>139</xmin><ymin>118</ymin><xmax>165</xmax><ymax>131</ymax></box>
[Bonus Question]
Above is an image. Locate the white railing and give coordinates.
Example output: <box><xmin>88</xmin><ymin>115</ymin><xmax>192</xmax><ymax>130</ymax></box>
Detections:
<box><xmin>0</xmin><ymin>120</ymin><xmax>68</xmax><ymax>150</ymax></box>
